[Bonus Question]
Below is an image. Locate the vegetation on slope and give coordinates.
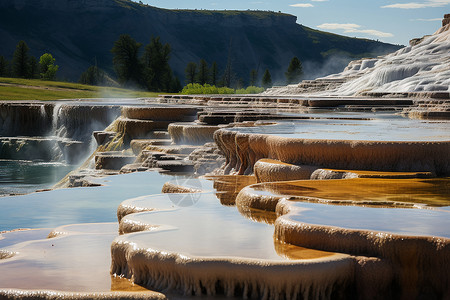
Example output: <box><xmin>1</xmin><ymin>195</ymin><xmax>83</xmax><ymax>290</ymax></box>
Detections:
<box><xmin>0</xmin><ymin>77</ymin><xmax>161</xmax><ymax>100</ymax></box>
<box><xmin>0</xmin><ymin>0</ymin><xmax>401</xmax><ymax>87</ymax></box>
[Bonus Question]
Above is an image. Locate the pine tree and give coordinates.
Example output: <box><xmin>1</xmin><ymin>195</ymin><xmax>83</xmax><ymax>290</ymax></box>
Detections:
<box><xmin>285</xmin><ymin>56</ymin><xmax>303</xmax><ymax>84</ymax></box>
<box><xmin>29</xmin><ymin>56</ymin><xmax>39</xmax><ymax>79</ymax></box>
<box><xmin>250</xmin><ymin>69</ymin><xmax>258</xmax><ymax>86</ymax></box>
<box><xmin>111</xmin><ymin>34</ymin><xmax>143</xmax><ymax>87</ymax></box>
<box><xmin>185</xmin><ymin>62</ymin><xmax>197</xmax><ymax>84</ymax></box>
<box><xmin>170</xmin><ymin>76</ymin><xmax>182</xmax><ymax>93</ymax></box>
<box><xmin>222</xmin><ymin>60</ymin><xmax>233</xmax><ymax>88</ymax></box>
<box><xmin>0</xmin><ymin>56</ymin><xmax>9</xmax><ymax>77</ymax></box>
<box><xmin>143</xmin><ymin>36</ymin><xmax>173</xmax><ymax>92</ymax></box>
<box><xmin>12</xmin><ymin>41</ymin><xmax>30</xmax><ymax>78</ymax></box>
<box><xmin>210</xmin><ymin>61</ymin><xmax>218</xmax><ymax>86</ymax></box>
<box><xmin>196</xmin><ymin>59</ymin><xmax>209</xmax><ymax>85</ymax></box>
<box><xmin>262</xmin><ymin>69</ymin><xmax>272</xmax><ymax>89</ymax></box>
<box><xmin>79</xmin><ymin>65</ymin><xmax>106</xmax><ymax>85</ymax></box>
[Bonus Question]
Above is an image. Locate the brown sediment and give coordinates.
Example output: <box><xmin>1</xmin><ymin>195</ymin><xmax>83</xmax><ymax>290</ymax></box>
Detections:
<box><xmin>119</xmin><ymin>218</ymin><xmax>160</xmax><ymax>235</ymax></box>
<box><xmin>121</xmin><ymin>106</ymin><xmax>198</xmax><ymax>121</ymax></box>
<box><xmin>110</xmin><ymin>275</ymin><xmax>152</xmax><ymax>292</ymax></box>
<box><xmin>236</xmin><ymin>186</ymin><xmax>283</xmax><ymax>212</ymax></box>
<box><xmin>94</xmin><ymin>152</ymin><xmax>136</xmax><ymax>170</ymax></box>
<box><xmin>161</xmin><ymin>182</ymin><xmax>204</xmax><ymax>194</ymax></box>
<box><xmin>214</xmin><ymin>128</ymin><xmax>450</xmax><ymax>176</ymax></box>
<box><xmin>111</xmin><ymin>238</ymin><xmax>361</xmax><ymax>300</ymax></box>
<box><xmin>236</xmin><ymin>205</ymin><xmax>278</xmax><ymax>224</ymax></box>
<box><xmin>274</xmin><ymin>203</ymin><xmax>450</xmax><ymax>299</ymax></box>
<box><xmin>111</xmin><ymin>177</ymin><xmax>394</xmax><ymax>299</ymax></box>
<box><xmin>254</xmin><ymin>159</ymin><xmax>319</xmax><ymax>182</ymax></box>
<box><xmin>0</xmin><ymin>250</ymin><xmax>16</xmax><ymax>260</ymax></box>
<box><xmin>233</xmin><ymin>174</ymin><xmax>450</xmax><ymax>298</ymax></box>
<box><xmin>310</xmin><ymin>168</ymin><xmax>433</xmax><ymax>180</ymax></box>
<box><xmin>115</xmin><ymin>118</ymin><xmax>172</xmax><ymax>140</ymax></box>
<box><xmin>140</xmin><ymin>144</ymin><xmax>199</xmax><ymax>155</ymax></box>
<box><xmin>273</xmin><ymin>238</ymin><xmax>335</xmax><ymax>260</ymax></box>
<box><xmin>206</xmin><ymin>175</ymin><xmax>257</xmax><ymax>205</ymax></box>
<box><xmin>0</xmin><ymin>289</ymin><xmax>166</xmax><ymax>300</ymax></box>
<box><xmin>117</xmin><ymin>204</ymin><xmax>155</xmax><ymax>223</ymax></box>
<box><xmin>168</xmin><ymin>123</ymin><xmax>219</xmax><ymax>145</ymax></box>
<box><xmin>237</xmin><ymin>177</ymin><xmax>450</xmax><ymax>209</ymax></box>
<box><xmin>255</xmin><ymin>158</ymin><xmax>433</xmax><ymax>182</ymax></box>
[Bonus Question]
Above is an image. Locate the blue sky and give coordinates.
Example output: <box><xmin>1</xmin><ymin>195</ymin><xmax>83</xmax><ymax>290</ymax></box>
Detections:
<box><xmin>140</xmin><ymin>0</ymin><xmax>449</xmax><ymax>46</ymax></box>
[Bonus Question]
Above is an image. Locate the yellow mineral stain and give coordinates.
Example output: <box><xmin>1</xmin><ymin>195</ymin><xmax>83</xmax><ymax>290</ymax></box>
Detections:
<box><xmin>255</xmin><ymin>177</ymin><xmax>450</xmax><ymax>207</ymax></box>
<box><xmin>110</xmin><ymin>276</ymin><xmax>151</xmax><ymax>292</ymax></box>
<box><xmin>206</xmin><ymin>175</ymin><xmax>257</xmax><ymax>205</ymax></box>
<box><xmin>274</xmin><ymin>239</ymin><xmax>336</xmax><ymax>260</ymax></box>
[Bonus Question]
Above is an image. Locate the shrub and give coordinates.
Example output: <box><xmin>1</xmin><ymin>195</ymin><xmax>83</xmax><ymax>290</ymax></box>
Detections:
<box><xmin>235</xmin><ymin>86</ymin><xmax>264</xmax><ymax>94</ymax></box>
<box><xmin>181</xmin><ymin>83</ymin><xmax>234</xmax><ymax>95</ymax></box>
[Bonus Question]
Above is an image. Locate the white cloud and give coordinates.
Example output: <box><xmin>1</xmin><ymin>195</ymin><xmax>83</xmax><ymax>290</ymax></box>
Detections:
<box><xmin>317</xmin><ymin>23</ymin><xmax>360</xmax><ymax>31</ymax></box>
<box><xmin>317</xmin><ymin>23</ymin><xmax>394</xmax><ymax>38</ymax></box>
<box><xmin>290</xmin><ymin>3</ymin><xmax>314</xmax><ymax>7</ymax></box>
<box><xmin>382</xmin><ymin>0</ymin><xmax>450</xmax><ymax>9</ymax></box>
<box><xmin>412</xmin><ymin>18</ymin><xmax>442</xmax><ymax>21</ymax></box>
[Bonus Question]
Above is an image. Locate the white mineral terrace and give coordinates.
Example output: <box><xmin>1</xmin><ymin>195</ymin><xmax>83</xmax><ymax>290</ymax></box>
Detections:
<box><xmin>265</xmin><ymin>22</ymin><xmax>450</xmax><ymax>96</ymax></box>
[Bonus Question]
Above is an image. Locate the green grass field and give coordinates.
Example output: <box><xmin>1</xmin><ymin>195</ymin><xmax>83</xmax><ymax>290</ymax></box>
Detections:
<box><xmin>0</xmin><ymin>77</ymin><xmax>163</xmax><ymax>100</ymax></box>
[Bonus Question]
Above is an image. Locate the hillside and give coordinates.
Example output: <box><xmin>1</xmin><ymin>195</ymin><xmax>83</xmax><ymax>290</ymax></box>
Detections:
<box><xmin>0</xmin><ymin>0</ymin><xmax>401</xmax><ymax>85</ymax></box>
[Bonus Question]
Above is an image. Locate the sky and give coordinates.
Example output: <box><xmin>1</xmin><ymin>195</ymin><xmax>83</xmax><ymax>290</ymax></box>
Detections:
<box><xmin>139</xmin><ymin>0</ymin><xmax>449</xmax><ymax>46</ymax></box>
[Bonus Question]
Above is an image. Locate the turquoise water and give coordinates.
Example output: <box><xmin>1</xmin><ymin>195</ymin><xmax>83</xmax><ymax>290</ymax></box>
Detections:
<box><xmin>0</xmin><ymin>171</ymin><xmax>180</xmax><ymax>231</ymax></box>
<box><xmin>0</xmin><ymin>160</ymin><xmax>76</xmax><ymax>196</ymax></box>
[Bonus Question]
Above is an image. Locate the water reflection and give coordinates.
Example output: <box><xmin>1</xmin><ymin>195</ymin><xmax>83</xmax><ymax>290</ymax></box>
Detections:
<box><xmin>254</xmin><ymin>177</ymin><xmax>450</xmax><ymax>207</ymax></box>
<box><xmin>0</xmin><ymin>159</ymin><xmax>75</xmax><ymax>196</ymax></box>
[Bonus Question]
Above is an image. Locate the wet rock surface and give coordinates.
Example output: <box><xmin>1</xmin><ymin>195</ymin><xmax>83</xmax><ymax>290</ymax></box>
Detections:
<box><xmin>1</xmin><ymin>69</ymin><xmax>450</xmax><ymax>300</ymax></box>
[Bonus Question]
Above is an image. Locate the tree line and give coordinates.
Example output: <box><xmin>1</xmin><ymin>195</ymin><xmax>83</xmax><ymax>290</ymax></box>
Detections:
<box><xmin>184</xmin><ymin>56</ymin><xmax>304</xmax><ymax>90</ymax></box>
<box><xmin>1</xmin><ymin>36</ymin><xmax>305</xmax><ymax>93</ymax></box>
<box><xmin>0</xmin><ymin>41</ymin><xmax>59</xmax><ymax>80</ymax></box>
<box><xmin>107</xmin><ymin>34</ymin><xmax>181</xmax><ymax>92</ymax></box>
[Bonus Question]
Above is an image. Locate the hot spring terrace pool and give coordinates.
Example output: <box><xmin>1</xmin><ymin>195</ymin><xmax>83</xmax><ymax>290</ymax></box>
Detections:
<box><xmin>0</xmin><ymin>100</ymin><xmax>449</xmax><ymax>299</ymax></box>
<box><xmin>242</xmin><ymin>115</ymin><xmax>450</xmax><ymax>141</ymax></box>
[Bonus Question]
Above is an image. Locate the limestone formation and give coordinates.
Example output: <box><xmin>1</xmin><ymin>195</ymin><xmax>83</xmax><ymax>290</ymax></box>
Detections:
<box><xmin>214</xmin><ymin>126</ymin><xmax>450</xmax><ymax>176</ymax></box>
<box><xmin>264</xmin><ymin>14</ymin><xmax>450</xmax><ymax>106</ymax></box>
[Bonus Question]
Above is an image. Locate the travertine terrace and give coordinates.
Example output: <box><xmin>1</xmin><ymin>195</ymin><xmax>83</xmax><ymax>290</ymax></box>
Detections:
<box><xmin>1</xmin><ymin>14</ymin><xmax>450</xmax><ymax>300</ymax></box>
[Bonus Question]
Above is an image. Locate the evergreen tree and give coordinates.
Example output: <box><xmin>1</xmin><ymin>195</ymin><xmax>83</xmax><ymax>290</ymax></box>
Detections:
<box><xmin>170</xmin><ymin>76</ymin><xmax>182</xmax><ymax>93</ymax></box>
<box><xmin>39</xmin><ymin>53</ymin><xmax>59</xmax><ymax>80</ymax></box>
<box><xmin>285</xmin><ymin>56</ymin><xmax>303</xmax><ymax>84</ymax></box>
<box><xmin>250</xmin><ymin>69</ymin><xmax>258</xmax><ymax>86</ymax></box>
<box><xmin>210</xmin><ymin>61</ymin><xmax>218</xmax><ymax>86</ymax></box>
<box><xmin>79</xmin><ymin>65</ymin><xmax>106</xmax><ymax>85</ymax></box>
<box><xmin>29</xmin><ymin>56</ymin><xmax>39</xmax><ymax>79</ymax></box>
<box><xmin>196</xmin><ymin>59</ymin><xmax>209</xmax><ymax>85</ymax></box>
<box><xmin>111</xmin><ymin>34</ymin><xmax>143</xmax><ymax>87</ymax></box>
<box><xmin>143</xmin><ymin>36</ymin><xmax>173</xmax><ymax>92</ymax></box>
<box><xmin>185</xmin><ymin>62</ymin><xmax>197</xmax><ymax>84</ymax></box>
<box><xmin>262</xmin><ymin>69</ymin><xmax>272</xmax><ymax>89</ymax></box>
<box><xmin>12</xmin><ymin>40</ymin><xmax>30</xmax><ymax>78</ymax></box>
<box><xmin>221</xmin><ymin>60</ymin><xmax>233</xmax><ymax>87</ymax></box>
<box><xmin>0</xmin><ymin>56</ymin><xmax>9</xmax><ymax>77</ymax></box>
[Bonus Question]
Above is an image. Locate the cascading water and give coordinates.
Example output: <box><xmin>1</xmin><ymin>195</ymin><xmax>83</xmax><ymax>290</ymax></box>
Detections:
<box><xmin>0</xmin><ymin>101</ymin><xmax>121</xmax><ymax>195</ymax></box>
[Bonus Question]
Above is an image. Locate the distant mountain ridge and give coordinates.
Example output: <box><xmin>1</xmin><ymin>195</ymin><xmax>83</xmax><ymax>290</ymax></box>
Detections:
<box><xmin>0</xmin><ymin>0</ymin><xmax>401</xmax><ymax>84</ymax></box>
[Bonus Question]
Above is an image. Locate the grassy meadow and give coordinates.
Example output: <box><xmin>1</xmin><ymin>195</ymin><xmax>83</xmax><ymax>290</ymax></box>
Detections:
<box><xmin>0</xmin><ymin>77</ymin><xmax>163</xmax><ymax>100</ymax></box>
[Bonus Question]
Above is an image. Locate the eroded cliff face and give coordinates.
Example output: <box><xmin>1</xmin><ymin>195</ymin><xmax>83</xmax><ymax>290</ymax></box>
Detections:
<box><xmin>0</xmin><ymin>0</ymin><xmax>400</xmax><ymax>81</ymax></box>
